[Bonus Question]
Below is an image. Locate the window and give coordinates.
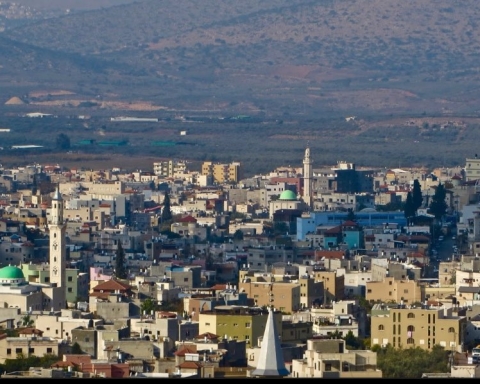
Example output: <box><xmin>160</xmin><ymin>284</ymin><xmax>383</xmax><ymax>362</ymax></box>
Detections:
<box><xmin>29</xmin><ymin>348</ymin><xmax>34</xmax><ymax>354</ymax></box>
<box><xmin>68</xmin><ymin>288</ymin><xmax>73</xmax><ymax>293</ymax></box>
<box><xmin>245</xmin><ymin>322</ymin><xmax>251</xmax><ymax>328</ymax></box>
<box><xmin>205</xmin><ymin>323</ymin><xmax>210</xmax><ymax>326</ymax></box>
<box><xmin>325</xmin><ymin>363</ymin><xmax>332</xmax><ymax>371</ymax></box>
<box><xmin>184</xmin><ymin>278</ymin><xmax>189</xmax><ymax>282</ymax></box>
<box><xmin>407</xmin><ymin>338</ymin><xmax>415</xmax><ymax>345</ymax></box>
<box><xmin>6</xmin><ymin>349</ymin><xmax>11</xmax><ymax>355</ymax></box>
<box><xmin>47</xmin><ymin>348</ymin><xmax>52</xmax><ymax>354</ymax></box>
<box><xmin>448</xmin><ymin>327</ymin><xmax>455</xmax><ymax>333</ymax></box>
<box><xmin>15</xmin><ymin>348</ymin><xmax>22</xmax><ymax>354</ymax></box>
<box><xmin>85</xmin><ymin>337</ymin><xmax>89</xmax><ymax>342</ymax></box>
<box><xmin>68</xmin><ymin>276</ymin><xmax>73</xmax><ymax>282</ymax></box>
<box><xmin>407</xmin><ymin>325</ymin><xmax>415</xmax><ymax>332</ymax></box>
<box><xmin>378</xmin><ymin>325</ymin><xmax>384</xmax><ymax>331</ymax></box>
<box><xmin>407</xmin><ymin>313</ymin><xmax>415</xmax><ymax>319</ymax></box>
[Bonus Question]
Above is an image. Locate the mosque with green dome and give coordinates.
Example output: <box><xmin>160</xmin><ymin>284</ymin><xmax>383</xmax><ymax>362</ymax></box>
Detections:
<box><xmin>0</xmin><ymin>187</ymin><xmax>67</xmax><ymax>312</ymax></box>
<box><xmin>268</xmin><ymin>189</ymin><xmax>309</xmax><ymax>220</ymax></box>
<box><xmin>0</xmin><ymin>264</ymin><xmax>44</xmax><ymax>311</ymax></box>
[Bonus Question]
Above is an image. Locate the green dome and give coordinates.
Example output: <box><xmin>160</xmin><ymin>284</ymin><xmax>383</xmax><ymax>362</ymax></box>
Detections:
<box><xmin>279</xmin><ymin>190</ymin><xmax>297</xmax><ymax>200</ymax></box>
<box><xmin>0</xmin><ymin>266</ymin><xmax>25</xmax><ymax>280</ymax></box>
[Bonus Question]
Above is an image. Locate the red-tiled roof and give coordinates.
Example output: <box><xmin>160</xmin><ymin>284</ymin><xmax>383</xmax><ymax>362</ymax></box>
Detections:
<box><xmin>177</xmin><ymin>361</ymin><xmax>202</xmax><ymax>369</ymax></box>
<box><xmin>210</xmin><ymin>284</ymin><xmax>227</xmax><ymax>290</ymax></box>
<box><xmin>18</xmin><ymin>328</ymin><xmax>43</xmax><ymax>336</ymax></box>
<box><xmin>51</xmin><ymin>361</ymin><xmax>78</xmax><ymax>368</ymax></box>
<box><xmin>315</xmin><ymin>250</ymin><xmax>345</xmax><ymax>260</ymax></box>
<box><xmin>324</xmin><ymin>225</ymin><xmax>342</xmax><ymax>235</ymax></box>
<box><xmin>92</xmin><ymin>279</ymin><xmax>131</xmax><ymax>292</ymax></box>
<box><xmin>174</xmin><ymin>346</ymin><xmax>197</xmax><ymax>356</ymax></box>
<box><xmin>342</xmin><ymin>220</ymin><xmax>358</xmax><ymax>226</ymax></box>
<box><xmin>177</xmin><ymin>215</ymin><xmax>197</xmax><ymax>223</ymax></box>
<box><xmin>195</xmin><ymin>332</ymin><xmax>219</xmax><ymax>340</ymax></box>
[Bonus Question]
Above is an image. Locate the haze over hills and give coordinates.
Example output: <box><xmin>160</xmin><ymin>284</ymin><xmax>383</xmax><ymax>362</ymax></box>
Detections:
<box><xmin>0</xmin><ymin>0</ymin><xmax>479</xmax><ymax>116</ymax></box>
<box><xmin>1</xmin><ymin>0</ymin><xmax>480</xmax><ymax>175</ymax></box>
<box><xmin>5</xmin><ymin>0</ymin><xmax>141</xmax><ymax>11</ymax></box>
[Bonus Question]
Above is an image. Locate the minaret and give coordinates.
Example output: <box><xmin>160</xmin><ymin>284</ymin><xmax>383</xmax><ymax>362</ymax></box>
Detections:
<box><xmin>49</xmin><ymin>186</ymin><xmax>66</xmax><ymax>288</ymax></box>
<box><xmin>303</xmin><ymin>146</ymin><xmax>313</xmax><ymax>209</ymax></box>
<box><xmin>251</xmin><ymin>308</ymin><xmax>289</xmax><ymax>378</ymax></box>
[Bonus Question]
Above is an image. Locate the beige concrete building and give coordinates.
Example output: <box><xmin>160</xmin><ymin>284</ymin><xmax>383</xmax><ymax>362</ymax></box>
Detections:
<box><xmin>370</xmin><ymin>304</ymin><xmax>466</xmax><ymax>352</ymax></box>
<box><xmin>239</xmin><ymin>281</ymin><xmax>301</xmax><ymax>313</ymax></box>
<box><xmin>201</xmin><ymin>162</ymin><xmax>243</xmax><ymax>184</ymax></box>
<box><xmin>0</xmin><ymin>332</ymin><xmax>59</xmax><ymax>363</ymax></box>
<box><xmin>291</xmin><ymin>339</ymin><xmax>382</xmax><ymax>378</ymax></box>
<box><xmin>313</xmin><ymin>271</ymin><xmax>345</xmax><ymax>304</ymax></box>
<box><xmin>239</xmin><ymin>276</ymin><xmax>322</xmax><ymax>313</ymax></box>
<box><xmin>366</xmin><ymin>277</ymin><xmax>425</xmax><ymax>304</ymax></box>
<box><xmin>465</xmin><ymin>156</ymin><xmax>480</xmax><ymax>182</ymax></box>
<box><xmin>34</xmin><ymin>311</ymin><xmax>103</xmax><ymax>340</ymax></box>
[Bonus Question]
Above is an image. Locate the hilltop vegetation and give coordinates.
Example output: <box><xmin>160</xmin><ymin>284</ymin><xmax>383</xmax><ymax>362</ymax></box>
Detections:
<box><xmin>0</xmin><ymin>1</ymin><xmax>479</xmax><ymax>172</ymax></box>
<box><xmin>1</xmin><ymin>0</ymin><xmax>480</xmax><ymax>116</ymax></box>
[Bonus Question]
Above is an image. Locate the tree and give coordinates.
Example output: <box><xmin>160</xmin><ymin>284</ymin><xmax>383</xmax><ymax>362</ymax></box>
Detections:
<box><xmin>160</xmin><ymin>193</ymin><xmax>173</xmax><ymax>224</ymax></box>
<box><xmin>429</xmin><ymin>183</ymin><xmax>448</xmax><ymax>222</ymax></box>
<box><xmin>21</xmin><ymin>314</ymin><xmax>34</xmax><ymax>327</ymax></box>
<box><xmin>404</xmin><ymin>192</ymin><xmax>416</xmax><ymax>225</ymax></box>
<box><xmin>71</xmin><ymin>342</ymin><xmax>83</xmax><ymax>354</ymax></box>
<box><xmin>343</xmin><ymin>330</ymin><xmax>364</xmax><ymax>350</ymax></box>
<box><xmin>373</xmin><ymin>345</ymin><xmax>449</xmax><ymax>378</ymax></box>
<box><xmin>141</xmin><ymin>298</ymin><xmax>157</xmax><ymax>315</ymax></box>
<box><xmin>114</xmin><ymin>241</ymin><xmax>127</xmax><ymax>280</ymax></box>
<box><xmin>233</xmin><ymin>229</ymin><xmax>244</xmax><ymax>241</ymax></box>
<box><xmin>412</xmin><ymin>179</ymin><xmax>423</xmax><ymax>211</ymax></box>
<box><xmin>55</xmin><ymin>133</ymin><xmax>71</xmax><ymax>150</ymax></box>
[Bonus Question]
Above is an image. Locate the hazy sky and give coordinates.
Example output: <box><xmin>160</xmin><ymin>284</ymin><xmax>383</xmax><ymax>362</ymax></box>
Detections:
<box><xmin>9</xmin><ymin>0</ymin><xmax>141</xmax><ymax>11</ymax></box>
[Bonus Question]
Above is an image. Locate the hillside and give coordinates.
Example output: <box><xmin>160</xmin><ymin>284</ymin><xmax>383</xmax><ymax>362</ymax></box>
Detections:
<box><xmin>0</xmin><ymin>0</ymin><xmax>478</xmax><ymax>116</ymax></box>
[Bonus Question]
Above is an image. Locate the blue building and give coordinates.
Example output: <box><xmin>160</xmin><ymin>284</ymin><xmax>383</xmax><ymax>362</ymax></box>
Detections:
<box><xmin>296</xmin><ymin>210</ymin><xmax>407</xmax><ymax>241</ymax></box>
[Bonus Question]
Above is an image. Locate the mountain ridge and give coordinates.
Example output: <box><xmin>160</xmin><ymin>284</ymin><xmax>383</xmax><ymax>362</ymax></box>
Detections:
<box><xmin>1</xmin><ymin>0</ymin><xmax>480</xmax><ymax>116</ymax></box>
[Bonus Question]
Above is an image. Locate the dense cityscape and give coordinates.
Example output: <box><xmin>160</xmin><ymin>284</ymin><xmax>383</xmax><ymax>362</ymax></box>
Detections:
<box><xmin>0</xmin><ymin>148</ymin><xmax>478</xmax><ymax>378</ymax></box>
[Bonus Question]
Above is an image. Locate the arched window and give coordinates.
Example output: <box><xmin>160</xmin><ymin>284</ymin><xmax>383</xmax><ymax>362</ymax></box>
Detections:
<box><xmin>448</xmin><ymin>327</ymin><xmax>455</xmax><ymax>333</ymax></box>
<box><xmin>407</xmin><ymin>313</ymin><xmax>415</xmax><ymax>318</ymax></box>
<box><xmin>378</xmin><ymin>325</ymin><xmax>384</xmax><ymax>331</ymax></box>
<box><xmin>407</xmin><ymin>338</ymin><xmax>415</xmax><ymax>345</ymax></box>
<box><xmin>407</xmin><ymin>325</ymin><xmax>415</xmax><ymax>332</ymax></box>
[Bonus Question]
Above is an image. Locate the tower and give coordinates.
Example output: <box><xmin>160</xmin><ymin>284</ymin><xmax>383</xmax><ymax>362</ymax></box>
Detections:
<box><xmin>49</xmin><ymin>186</ymin><xmax>66</xmax><ymax>288</ymax></box>
<box><xmin>251</xmin><ymin>308</ymin><xmax>289</xmax><ymax>378</ymax></box>
<box><xmin>303</xmin><ymin>146</ymin><xmax>313</xmax><ymax>209</ymax></box>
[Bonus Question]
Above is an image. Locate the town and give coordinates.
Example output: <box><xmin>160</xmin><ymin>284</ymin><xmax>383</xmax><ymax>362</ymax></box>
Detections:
<box><xmin>0</xmin><ymin>148</ymin><xmax>479</xmax><ymax>378</ymax></box>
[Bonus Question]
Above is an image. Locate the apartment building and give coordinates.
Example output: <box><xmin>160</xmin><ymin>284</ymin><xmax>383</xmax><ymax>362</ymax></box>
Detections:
<box><xmin>291</xmin><ymin>339</ymin><xmax>382</xmax><ymax>378</ymax></box>
<box><xmin>239</xmin><ymin>272</ymin><xmax>323</xmax><ymax>312</ymax></box>
<box><xmin>313</xmin><ymin>271</ymin><xmax>345</xmax><ymax>304</ymax></box>
<box><xmin>239</xmin><ymin>280</ymin><xmax>300</xmax><ymax>313</ymax></box>
<box><xmin>370</xmin><ymin>304</ymin><xmax>466</xmax><ymax>352</ymax></box>
<box><xmin>198</xmin><ymin>306</ymin><xmax>282</xmax><ymax>347</ymax></box>
<box><xmin>0</xmin><ymin>331</ymin><xmax>59</xmax><ymax>363</ymax></box>
<box><xmin>465</xmin><ymin>156</ymin><xmax>480</xmax><ymax>182</ymax></box>
<box><xmin>201</xmin><ymin>162</ymin><xmax>243</xmax><ymax>184</ymax></box>
<box><xmin>153</xmin><ymin>160</ymin><xmax>187</xmax><ymax>178</ymax></box>
<box><xmin>366</xmin><ymin>277</ymin><xmax>425</xmax><ymax>304</ymax></box>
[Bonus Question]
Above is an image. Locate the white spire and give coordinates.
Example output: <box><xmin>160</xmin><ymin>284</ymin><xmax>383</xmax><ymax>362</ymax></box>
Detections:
<box><xmin>251</xmin><ymin>308</ymin><xmax>289</xmax><ymax>377</ymax></box>
<box><xmin>53</xmin><ymin>185</ymin><xmax>62</xmax><ymax>200</ymax></box>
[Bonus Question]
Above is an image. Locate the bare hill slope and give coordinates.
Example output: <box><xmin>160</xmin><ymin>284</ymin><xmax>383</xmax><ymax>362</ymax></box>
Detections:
<box><xmin>1</xmin><ymin>0</ymin><xmax>480</xmax><ymax>115</ymax></box>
